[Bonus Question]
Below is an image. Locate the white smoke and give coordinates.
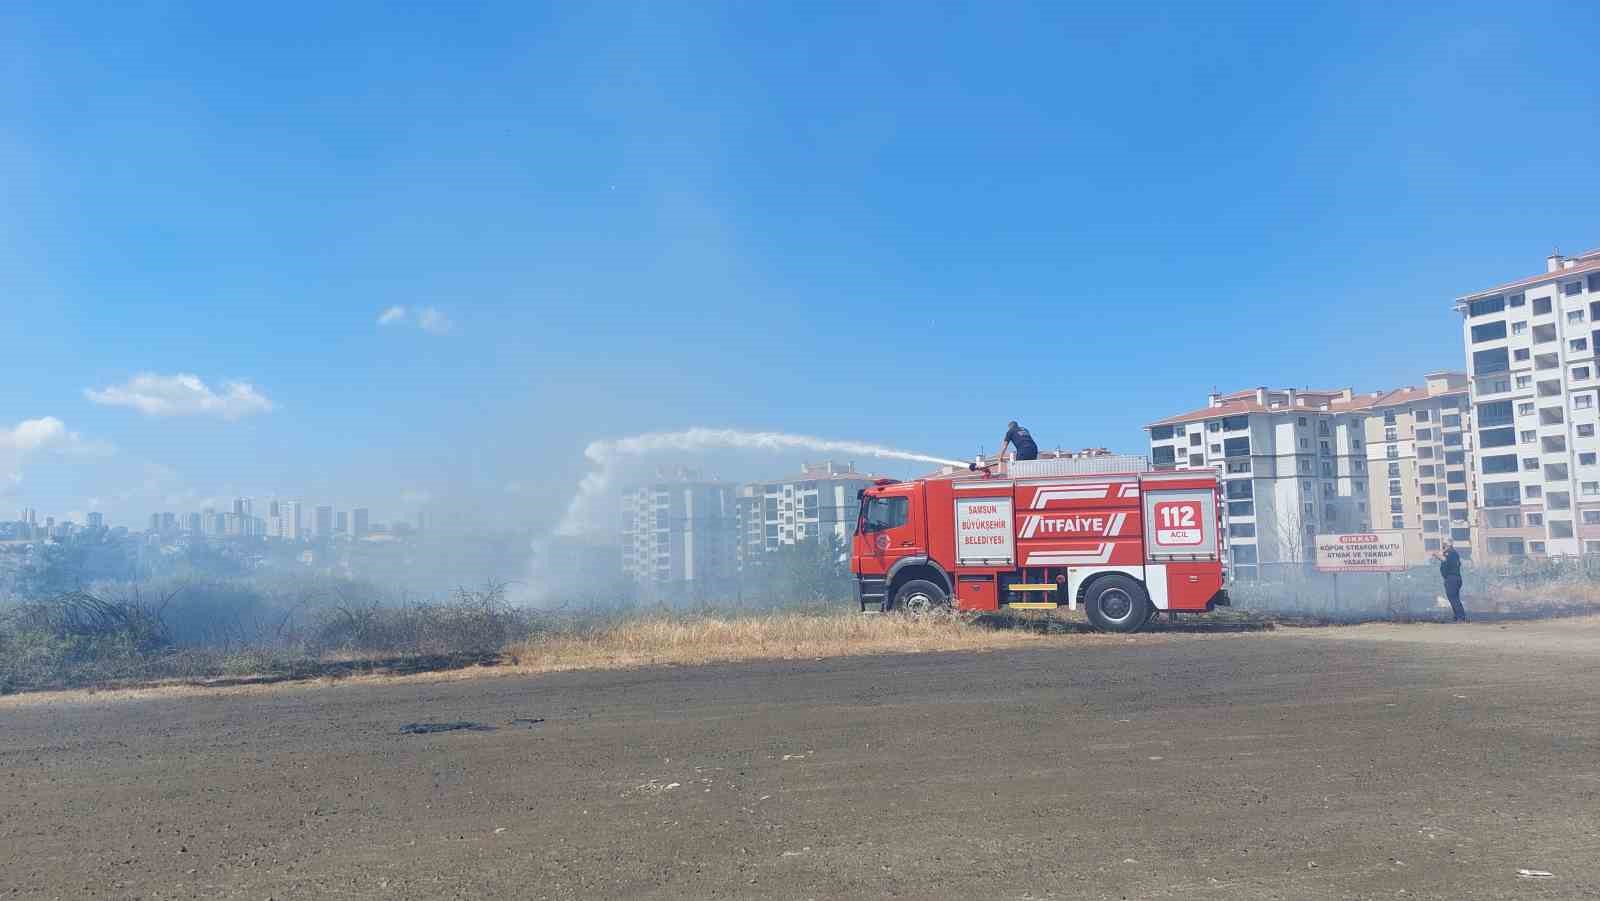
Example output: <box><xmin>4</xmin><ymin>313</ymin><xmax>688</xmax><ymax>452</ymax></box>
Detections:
<box><xmin>519</xmin><ymin>428</ymin><xmax>964</xmax><ymax>606</ymax></box>
<box><xmin>556</xmin><ymin>427</ymin><xmax>965</xmax><ymax>536</ymax></box>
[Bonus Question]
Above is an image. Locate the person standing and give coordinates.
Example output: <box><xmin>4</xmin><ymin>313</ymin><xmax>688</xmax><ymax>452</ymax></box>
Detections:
<box><xmin>998</xmin><ymin>421</ymin><xmax>1039</xmax><ymax>462</ymax></box>
<box><xmin>1437</xmin><ymin>541</ymin><xmax>1467</xmax><ymax>622</ymax></box>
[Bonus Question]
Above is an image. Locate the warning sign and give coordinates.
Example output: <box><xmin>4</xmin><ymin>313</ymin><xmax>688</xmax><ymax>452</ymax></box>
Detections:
<box><xmin>955</xmin><ymin>497</ymin><xmax>1015</xmax><ymax>567</ymax></box>
<box><xmin>1315</xmin><ymin>531</ymin><xmax>1409</xmax><ymax>573</ymax></box>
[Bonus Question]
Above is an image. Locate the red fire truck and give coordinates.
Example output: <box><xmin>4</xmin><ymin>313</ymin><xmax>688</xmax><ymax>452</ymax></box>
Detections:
<box><xmin>852</xmin><ymin>457</ymin><xmax>1228</xmax><ymax>632</ymax></box>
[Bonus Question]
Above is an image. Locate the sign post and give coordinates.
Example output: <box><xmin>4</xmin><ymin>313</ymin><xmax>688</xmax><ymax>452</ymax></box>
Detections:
<box><xmin>1315</xmin><ymin>531</ymin><xmax>1410</xmax><ymax>574</ymax></box>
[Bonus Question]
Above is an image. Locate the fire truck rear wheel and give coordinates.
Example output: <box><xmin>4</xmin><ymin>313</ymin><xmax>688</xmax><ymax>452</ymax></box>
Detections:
<box><xmin>892</xmin><ymin>579</ymin><xmax>950</xmax><ymax>616</ymax></box>
<box><xmin>1085</xmin><ymin>575</ymin><xmax>1151</xmax><ymax>633</ymax></box>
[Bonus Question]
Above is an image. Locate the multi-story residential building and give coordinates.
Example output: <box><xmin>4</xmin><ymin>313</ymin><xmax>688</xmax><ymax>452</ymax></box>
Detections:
<box><xmin>352</xmin><ymin>508</ymin><xmax>370</xmax><ymax>539</ymax></box>
<box><xmin>87</xmin><ymin>512</ymin><xmax>104</xmax><ymax>531</ymax></box>
<box><xmin>735</xmin><ymin>462</ymin><xmax>879</xmax><ymax>564</ymax></box>
<box><xmin>1458</xmin><ymin>248</ymin><xmax>1600</xmax><ymax>559</ymax></box>
<box><xmin>284</xmin><ymin>501</ymin><xmax>304</xmax><ymax>541</ymax></box>
<box><xmin>1360</xmin><ymin>372</ymin><xmax>1475</xmax><ymax>563</ymax></box>
<box><xmin>1148</xmin><ymin>387</ymin><xmax>1376</xmax><ymax>579</ymax></box>
<box><xmin>315</xmin><ymin>505</ymin><xmax>333</xmax><ymax>538</ymax></box>
<box><xmin>621</xmin><ymin>469</ymin><xmax>739</xmax><ymax>601</ymax></box>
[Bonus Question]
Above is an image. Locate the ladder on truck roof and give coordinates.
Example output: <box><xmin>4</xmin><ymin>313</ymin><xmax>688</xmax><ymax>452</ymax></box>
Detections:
<box><xmin>1005</xmin><ymin>454</ymin><xmax>1150</xmax><ymax>478</ymax></box>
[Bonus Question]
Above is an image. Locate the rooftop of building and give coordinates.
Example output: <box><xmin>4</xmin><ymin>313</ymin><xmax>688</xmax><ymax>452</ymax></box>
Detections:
<box><xmin>1457</xmin><ymin>248</ymin><xmax>1600</xmax><ymax>302</ymax></box>
<box><xmin>1148</xmin><ymin>375</ymin><xmax>1468</xmax><ymax>428</ymax></box>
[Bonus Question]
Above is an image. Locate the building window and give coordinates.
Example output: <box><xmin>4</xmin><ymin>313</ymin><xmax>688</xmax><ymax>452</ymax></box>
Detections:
<box><xmin>1388</xmin><ymin>462</ymin><xmax>1402</xmax><ymax>477</ymax></box>
<box><xmin>1530</xmin><ymin>541</ymin><xmax>1546</xmax><ymax>553</ymax></box>
<box><xmin>1302</xmin><ymin>481</ymin><xmax>1312</xmax><ymax>494</ymax></box>
<box><xmin>1390</xmin><ymin>499</ymin><xmax>1403</xmax><ymax>513</ymax></box>
<box><xmin>1190</xmin><ymin>432</ymin><xmax>1202</xmax><ymax>446</ymax></box>
<box><xmin>1528</xmin><ymin>514</ymin><xmax>1544</xmax><ymax>526</ymax></box>
<box><xmin>1416</xmin><ymin>427</ymin><xmax>1434</xmax><ymax>441</ymax></box>
<box><xmin>1228</xmin><ymin>501</ymin><xmax>1253</xmax><ymax>517</ymax></box>
<box><xmin>1482</xmin><ymin>454</ymin><xmax>1517</xmax><ymax>474</ymax></box>
<box><xmin>1189</xmin><ymin>454</ymin><xmax>1204</xmax><ymax>466</ymax></box>
<box><xmin>1570</xmin><ymin>309</ymin><xmax>1587</xmax><ymax>324</ymax></box>
<box><xmin>1388</xmin><ymin>479</ymin><xmax>1402</xmax><ymax>496</ymax></box>
<box><xmin>1516</xmin><ymin>375</ymin><xmax>1532</xmax><ymax>389</ymax></box>
<box><xmin>1229</xmin><ymin>523</ymin><xmax>1255</xmax><ymax>538</ymax></box>
<box><xmin>1297</xmin><ymin>416</ymin><xmax>1307</xmax><ymax>427</ymax></box>
<box><xmin>1584</xmin><ymin>482</ymin><xmax>1599</xmax><ymax>496</ymax></box>
<box><xmin>1581</xmin><ymin>424</ymin><xmax>1596</xmax><ymax>438</ymax></box>
<box><xmin>1152</xmin><ymin>446</ymin><xmax>1176</xmax><ymax>465</ymax></box>
<box><xmin>1151</xmin><ymin>425</ymin><xmax>1175</xmax><ymax>441</ymax></box>
<box><xmin>1469</xmin><ymin>296</ymin><xmax>1506</xmax><ymax>316</ymax></box>
<box><xmin>1565</xmin><ymin>281</ymin><xmax>1583</xmax><ymax>297</ymax></box>
<box><xmin>1585</xmin><ymin>510</ymin><xmax>1600</xmax><ymax>525</ymax></box>
<box><xmin>1392</xmin><ymin>515</ymin><xmax>1405</xmax><ymax>529</ymax></box>
<box><xmin>1387</xmin><ymin>444</ymin><xmax>1400</xmax><ymax>458</ymax></box>
<box><xmin>1299</xmin><ymin>438</ymin><xmax>1309</xmax><ymax>449</ymax></box>
<box><xmin>1299</xmin><ymin>458</ymin><xmax>1312</xmax><ymax>473</ymax></box>
<box><xmin>1479</xmin><ymin>427</ymin><xmax>1516</xmax><ymax>448</ymax></box>
<box><xmin>1421</xmin><ymin>483</ymin><xmax>1437</xmax><ymax>496</ymax></box>
<box><xmin>1512</xmin><ymin>321</ymin><xmax>1528</xmax><ymax>336</ymax></box>
<box><xmin>1584</xmin><ymin>453</ymin><xmax>1598</xmax><ymax>466</ymax></box>
<box><xmin>1517</xmin><ymin>402</ymin><xmax>1535</xmax><ymax>416</ymax></box>
<box><xmin>1550</xmin><ymin>520</ymin><xmax>1576</xmax><ymax>538</ymax></box>
<box><xmin>1534</xmin><ymin>296</ymin><xmax>1553</xmax><ymax>315</ymax></box>
<box><xmin>1576</xmin><ymin>367</ymin><xmax>1594</xmax><ymax>381</ymax></box>
<box><xmin>1472</xmin><ymin>321</ymin><xmax>1508</xmax><ymax>342</ymax></box>
<box><xmin>1419</xmin><ymin>464</ymin><xmax>1435</xmax><ymax>477</ymax></box>
<box><xmin>1319</xmin><ymin>440</ymin><xmax>1331</xmax><ymax>455</ymax></box>
<box><xmin>1574</xmin><ymin>340</ymin><xmax>1591</xmax><ymax>354</ymax></box>
<box><xmin>1533</xmin><ymin>323</ymin><xmax>1558</xmax><ymax>343</ymax></box>
<box><xmin>1577</xmin><ymin>394</ymin><xmax>1595</xmax><ymax>410</ymax></box>
<box><xmin>1510</xmin><ymin>293</ymin><xmax>1527</xmax><ymax>307</ymax></box>
<box><xmin>1526</xmin><ymin>485</ymin><xmax>1543</xmax><ymax>499</ymax></box>
<box><xmin>1524</xmin><ymin>457</ymin><xmax>1540</xmax><ymax>471</ymax></box>
<box><xmin>1520</xmin><ymin>430</ymin><xmax>1537</xmax><ymax>445</ymax></box>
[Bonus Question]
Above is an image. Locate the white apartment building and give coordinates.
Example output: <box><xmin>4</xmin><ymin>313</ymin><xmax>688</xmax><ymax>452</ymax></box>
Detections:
<box><xmin>621</xmin><ymin>469</ymin><xmax>739</xmax><ymax>601</ymax></box>
<box><xmin>1148</xmin><ymin>388</ymin><xmax>1374</xmax><ymax>579</ymax></box>
<box><xmin>1458</xmin><ymin>248</ymin><xmax>1600</xmax><ymax>559</ymax></box>
<box><xmin>735</xmin><ymin>462</ymin><xmax>879</xmax><ymax>564</ymax></box>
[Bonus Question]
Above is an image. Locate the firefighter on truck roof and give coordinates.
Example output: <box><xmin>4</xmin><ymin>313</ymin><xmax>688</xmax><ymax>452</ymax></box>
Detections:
<box><xmin>998</xmin><ymin>420</ymin><xmax>1039</xmax><ymax>462</ymax></box>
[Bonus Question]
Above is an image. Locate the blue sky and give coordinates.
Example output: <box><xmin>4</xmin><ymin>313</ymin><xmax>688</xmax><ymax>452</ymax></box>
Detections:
<box><xmin>4</xmin><ymin>1</ymin><xmax>1599</xmax><ymax>529</ymax></box>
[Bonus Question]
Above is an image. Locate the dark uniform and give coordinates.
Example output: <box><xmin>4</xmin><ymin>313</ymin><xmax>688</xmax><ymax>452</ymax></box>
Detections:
<box><xmin>1439</xmin><ymin>546</ymin><xmax>1466</xmax><ymax>622</ymax></box>
<box><xmin>1006</xmin><ymin>424</ymin><xmax>1039</xmax><ymax>461</ymax></box>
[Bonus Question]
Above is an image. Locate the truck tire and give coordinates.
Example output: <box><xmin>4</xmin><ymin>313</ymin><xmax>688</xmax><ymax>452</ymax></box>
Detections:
<box><xmin>892</xmin><ymin>579</ymin><xmax>950</xmax><ymax>616</ymax></box>
<box><xmin>1085</xmin><ymin>575</ymin><xmax>1151</xmax><ymax>633</ymax></box>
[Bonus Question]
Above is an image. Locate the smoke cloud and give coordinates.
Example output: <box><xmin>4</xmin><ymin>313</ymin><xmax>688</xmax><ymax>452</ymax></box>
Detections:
<box><xmin>557</xmin><ymin>427</ymin><xmax>965</xmax><ymax>537</ymax></box>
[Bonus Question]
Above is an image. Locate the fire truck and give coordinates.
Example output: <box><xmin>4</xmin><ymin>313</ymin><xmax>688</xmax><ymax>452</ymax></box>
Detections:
<box><xmin>851</xmin><ymin>455</ymin><xmax>1228</xmax><ymax>632</ymax></box>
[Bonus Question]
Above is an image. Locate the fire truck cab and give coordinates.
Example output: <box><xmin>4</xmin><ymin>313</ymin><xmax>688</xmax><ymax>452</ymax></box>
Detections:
<box><xmin>851</xmin><ymin>457</ymin><xmax>1228</xmax><ymax>632</ymax></box>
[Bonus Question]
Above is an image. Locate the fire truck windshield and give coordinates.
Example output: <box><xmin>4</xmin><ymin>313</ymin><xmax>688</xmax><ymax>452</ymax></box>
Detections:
<box><xmin>861</xmin><ymin>496</ymin><xmax>908</xmax><ymax>532</ymax></box>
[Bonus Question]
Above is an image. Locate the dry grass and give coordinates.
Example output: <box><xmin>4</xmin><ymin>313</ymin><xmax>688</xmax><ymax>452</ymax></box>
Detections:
<box><xmin>505</xmin><ymin>611</ymin><xmax>1066</xmax><ymax>673</ymax></box>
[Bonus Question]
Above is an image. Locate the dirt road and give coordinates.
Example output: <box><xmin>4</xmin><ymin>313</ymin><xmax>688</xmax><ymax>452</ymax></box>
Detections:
<box><xmin>4</xmin><ymin>619</ymin><xmax>1599</xmax><ymax>899</ymax></box>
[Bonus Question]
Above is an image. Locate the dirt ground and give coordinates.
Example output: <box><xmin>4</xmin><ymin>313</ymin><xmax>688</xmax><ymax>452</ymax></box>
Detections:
<box><xmin>3</xmin><ymin>618</ymin><xmax>1599</xmax><ymax>900</ymax></box>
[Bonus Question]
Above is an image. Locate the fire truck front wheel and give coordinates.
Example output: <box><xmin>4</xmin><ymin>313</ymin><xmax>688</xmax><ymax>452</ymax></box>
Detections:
<box><xmin>1084</xmin><ymin>575</ymin><xmax>1151</xmax><ymax>633</ymax></box>
<box><xmin>891</xmin><ymin>579</ymin><xmax>950</xmax><ymax>616</ymax></box>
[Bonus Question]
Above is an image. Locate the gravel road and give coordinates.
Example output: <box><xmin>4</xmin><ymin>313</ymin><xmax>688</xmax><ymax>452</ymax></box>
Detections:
<box><xmin>3</xmin><ymin>619</ymin><xmax>1598</xmax><ymax>899</ymax></box>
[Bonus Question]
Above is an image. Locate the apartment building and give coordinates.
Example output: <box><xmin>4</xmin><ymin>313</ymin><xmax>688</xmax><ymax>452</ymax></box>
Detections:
<box><xmin>735</xmin><ymin>462</ymin><xmax>879</xmax><ymax>564</ymax></box>
<box><xmin>621</xmin><ymin>468</ymin><xmax>739</xmax><ymax>601</ymax></box>
<box><xmin>1459</xmin><ymin>249</ymin><xmax>1600</xmax><ymax>559</ymax></box>
<box><xmin>1148</xmin><ymin>387</ymin><xmax>1373</xmax><ymax>579</ymax></box>
<box><xmin>1361</xmin><ymin>372</ymin><xmax>1475</xmax><ymax>563</ymax></box>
